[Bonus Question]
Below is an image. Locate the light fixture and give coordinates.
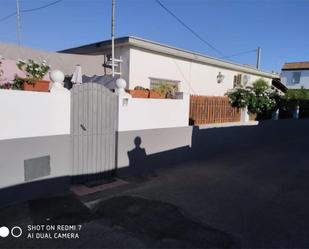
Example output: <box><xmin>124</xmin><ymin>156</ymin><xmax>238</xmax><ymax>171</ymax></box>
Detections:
<box><xmin>217</xmin><ymin>72</ymin><xmax>224</xmax><ymax>84</ymax></box>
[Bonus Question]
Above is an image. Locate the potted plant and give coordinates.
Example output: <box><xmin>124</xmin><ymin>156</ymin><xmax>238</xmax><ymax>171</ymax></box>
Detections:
<box><xmin>127</xmin><ymin>86</ymin><xmax>150</xmax><ymax>98</ymax></box>
<box><xmin>16</xmin><ymin>59</ymin><xmax>50</xmax><ymax>92</ymax></box>
<box><xmin>152</xmin><ymin>83</ymin><xmax>177</xmax><ymax>99</ymax></box>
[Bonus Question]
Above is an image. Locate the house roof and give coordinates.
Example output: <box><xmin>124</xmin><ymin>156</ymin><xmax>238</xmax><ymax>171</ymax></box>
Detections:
<box><xmin>272</xmin><ymin>78</ymin><xmax>288</xmax><ymax>93</ymax></box>
<box><xmin>282</xmin><ymin>62</ymin><xmax>309</xmax><ymax>71</ymax></box>
<box><xmin>0</xmin><ymin>43</ymin><xmax>109</xmax><ymax>76</ymax></box>
<box><xmin>60</xmin><ymin>36</ymin><xmax>278</xmax><ymax>79</ymax></box>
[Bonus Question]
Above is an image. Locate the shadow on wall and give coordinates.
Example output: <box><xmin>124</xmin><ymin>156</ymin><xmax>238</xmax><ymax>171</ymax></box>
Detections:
<box><xmin>119</xmin><ymin>119</ymin><xmax>309</xmax><ymax>178</ymax></box>
<box><xmin>121</xmin><ymin>136</ymin><xmax>192</xmax><ymax>178</ymax></box>
<box><xmin>127</xmin><ymin>137</ymin><xmax>148</xmax><ymax>176</ymax></box>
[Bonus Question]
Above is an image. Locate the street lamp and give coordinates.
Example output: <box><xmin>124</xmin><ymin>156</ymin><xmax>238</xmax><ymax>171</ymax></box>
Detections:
<box><xmin>217</xmin><ymin>72</ymin><xmax>224</xmax><ymax>84</ymax></box>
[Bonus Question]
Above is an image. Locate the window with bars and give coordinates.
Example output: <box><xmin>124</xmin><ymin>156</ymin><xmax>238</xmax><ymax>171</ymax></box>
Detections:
<box><xmin>233</xmin><ymin>74</ymin><xmax>242</xmax><ymax>87</ymax></box>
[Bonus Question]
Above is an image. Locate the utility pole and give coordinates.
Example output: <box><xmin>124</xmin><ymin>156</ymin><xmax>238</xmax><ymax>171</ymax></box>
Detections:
<box><xmin>16</xmin><ymin>0</ymin><xmax>21</xmax><ymax>46</ymax></box>
<box><xmin>111</xmin><ymin>0</ymin><xmax>115</xmax><ymax>77</ymax></box>
<box><xmin>256</xmin><ymin>47</ymin><xmax>261</xmax><ymax>70</ymax></box>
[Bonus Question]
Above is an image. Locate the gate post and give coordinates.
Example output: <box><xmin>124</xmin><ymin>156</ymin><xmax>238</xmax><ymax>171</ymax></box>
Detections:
<box><xmin>240</xmin><ymin>106</ymin><xmax>249</xmax><ymax>123</ymax></box>
<box><xmin>50</xmin><ymin>70</ymin><xmax>67</xmax><ymax>92</ymax></box>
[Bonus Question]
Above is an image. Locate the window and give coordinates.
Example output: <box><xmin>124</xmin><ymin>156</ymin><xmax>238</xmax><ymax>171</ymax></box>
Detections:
<box><xmin>233</xmin><ymin>74</ymin><xmax>251</xmax><ymax>87</ymax></box>
<box><xmin>233</xmin><ymin>74</ymin><xmax>242</xmax><ymax>87</ymax></box>
<box><xmin>149</xmin><ymin>78</ymin><xmax>180</xmax><ymax>91</ymax></box>
<box><xmin>292</xmin><ymin>72</ymin><xmax>301</xmax><ymax>85</ymax></box>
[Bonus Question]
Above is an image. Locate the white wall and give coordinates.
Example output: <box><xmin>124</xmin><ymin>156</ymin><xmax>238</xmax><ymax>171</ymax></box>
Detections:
<box><xmin>118</xmin><ymin>93</ymin><xmax>190</xmax><ymax>131</ymax></box>
<box><xmin>115</xmin><ymin>46</ymin><xmax>130</xmax><ymax>84</ymax></box>
<box><xmin>128</xmin><ymin>48</ymin><xmax>272</xmax><ymax>96</ymax></box>
<box><xmin>0</xmin><ymin>89</ymin><xmax>70</xmax><ymax>140</ymax></box>
<box><xmin>281</xmin><ymin>70</ymin><xmax>309</xmax><ymax>89</ymax></box>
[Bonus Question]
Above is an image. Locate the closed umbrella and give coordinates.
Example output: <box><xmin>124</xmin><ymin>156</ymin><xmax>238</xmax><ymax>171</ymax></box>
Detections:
<box><xmin>71</xmin><ymin>64</ymin><xmax>83</xmax><ymax>84</ymax></box>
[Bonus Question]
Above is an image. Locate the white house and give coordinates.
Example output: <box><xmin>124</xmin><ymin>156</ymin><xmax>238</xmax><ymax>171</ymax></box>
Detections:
<box><xmin>60</xmin><ymin>36</ymin><xmax>278</xmax><ymax>96</ymax></box>
<box><xmin>281</xmin><ymin>62</ymin><xmax>309</xmax><ymax>89</ymax></box>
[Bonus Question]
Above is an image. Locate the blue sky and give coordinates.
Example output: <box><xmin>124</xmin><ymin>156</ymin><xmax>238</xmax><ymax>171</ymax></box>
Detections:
<box><xmin>1</xmin><ymin>0</ymin><xmax>308</xmax><ymax>72</ymax></box>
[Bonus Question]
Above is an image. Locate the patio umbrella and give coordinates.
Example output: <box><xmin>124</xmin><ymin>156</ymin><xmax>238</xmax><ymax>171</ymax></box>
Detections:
<box><xmin>71</xmin><ymin>64</ymin><xmax>83</xmax><ymax>84</ymax></box>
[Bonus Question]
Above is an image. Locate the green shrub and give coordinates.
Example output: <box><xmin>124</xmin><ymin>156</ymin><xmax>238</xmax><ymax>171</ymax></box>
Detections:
<box><xmin>285</xmin><ymin>87</ymin><xmax>309</xmax><ymax>101</ymax></box>
<box><xmin>225</xmin><ymin>87</ymin><xmax>253</xmax><ymax>108</ymax></box>
<box><xmin>279</xmin><ymin>87</ymin><xmax>309</xmax><ymax>118</ymax></box>
<box><xmin>247</xmin><ymin>79</ymin><xmax>278</xmax><ymax>114</ymax></box>
<box><xmin>226</xmin><ymin>78</ymin><xmax>278</xmax><ymax>114</ymax></box>
<box><xmin>134</xmin><ymin>86</ymin><xmax>147</xmax><ymax>90</ymax></box>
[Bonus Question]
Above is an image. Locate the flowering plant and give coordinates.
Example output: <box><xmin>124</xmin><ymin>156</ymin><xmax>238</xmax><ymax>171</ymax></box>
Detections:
<box><xmin>226</xmin><ymin>78</ymin><xmax>278</xmax><ymax>114</ymax></box>
<box><xmin>225</xmin><ymin>87</ymin><xmax>253</xmax><ymax>108</ymax></box>
<box><xmin>16</xmin><ymin>59</ymin><xmax>50</xmax><ymax>83</ymax></box>
<box><xmin>247</xmin><ymin>79</ymin><xmax>278</xmax><ymax>114</ymax></box>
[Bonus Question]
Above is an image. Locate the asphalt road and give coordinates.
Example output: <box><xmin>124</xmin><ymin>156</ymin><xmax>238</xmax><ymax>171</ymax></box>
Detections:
<box><xmin>1</xmin><ymin>124</ymin><xmax>309</xmax><ymax>248</ymax></box>
<box><xmin>122</xmin><ymin>134</ymin><xmax>309</xmax><ymax>248</ymax></box>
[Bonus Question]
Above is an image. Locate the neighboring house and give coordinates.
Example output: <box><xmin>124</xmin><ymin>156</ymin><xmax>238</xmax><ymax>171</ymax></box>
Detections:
<box><xmin>60</xmin><ymin>36</ymin><xmax>278</xmax><ymax>96</ymax></box>
<box><xmin>281</xmin><ymin>62</ymin><xmax>309</xmax><ymax>89</ymax></box>
<box><xmin>0</xmin><ymin>42</ymin><xmax>110</xmax><ymax>83</ymax></box>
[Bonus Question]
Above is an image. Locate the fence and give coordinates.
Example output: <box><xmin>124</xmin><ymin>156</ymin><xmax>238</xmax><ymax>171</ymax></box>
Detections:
<box><xmin>189</xmin><ymin>95</ymin><xmax>241</xmax><ymax>125</ymax></box>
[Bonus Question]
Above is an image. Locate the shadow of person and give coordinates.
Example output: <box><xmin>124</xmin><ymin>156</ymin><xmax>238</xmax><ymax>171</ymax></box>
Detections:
<box><xmin>127</xmin><ymin>136</ymin><xmax>155</xmax><ymax>179</ymax></box>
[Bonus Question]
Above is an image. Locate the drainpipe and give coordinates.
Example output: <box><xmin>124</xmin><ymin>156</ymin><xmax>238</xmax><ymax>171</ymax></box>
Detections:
<box><xmin>111</xmin><ymin>0</ymin><xmax>115</xmax><ymax>77</ymax></box>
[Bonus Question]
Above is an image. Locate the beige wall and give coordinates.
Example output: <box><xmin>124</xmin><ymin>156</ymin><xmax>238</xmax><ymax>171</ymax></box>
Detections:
<box><xmin>128</xmin><ymin>48</ymin><xmax>272</xmax><ymax>96</ymax></box>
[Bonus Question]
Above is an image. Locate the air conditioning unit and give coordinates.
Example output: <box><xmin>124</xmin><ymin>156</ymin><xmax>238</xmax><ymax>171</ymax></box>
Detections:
<box><xmin>242</xmin><ymin>74</ymin><xmax>250</xmax><ymax>86</ymax></box>
<box><xmin>233</xmin><ymin>74</ymin><xmax>251</xmax><ymax>87</ymax></box>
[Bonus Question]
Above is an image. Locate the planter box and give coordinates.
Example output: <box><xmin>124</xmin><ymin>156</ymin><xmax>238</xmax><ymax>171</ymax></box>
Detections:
<box><xmin>127</xmin><ymin>89</ymin><xmax>149</xmax><ymax>98</ymax></box>
<box><xmin>149</xmin><ymin>91</ymin><xmax>165</xmax><ymax>99</ymax></box>
<box><xmin>127</xmin><ymin>89</ymin><xmax>165</xmax><ymax>99</ymax></box>
<box><xmin>22</xmin><ymin>80</ymin><xmax>50</xmax><ymax>92</ymax></box>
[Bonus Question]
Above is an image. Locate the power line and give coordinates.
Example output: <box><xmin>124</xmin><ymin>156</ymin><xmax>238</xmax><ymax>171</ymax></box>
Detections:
<box><xmin>21</xmin><ymin>0</ymin><xmax>63</xmax><ymax>13</ymax></box>
<box><xmin>220</xmin><ymin>48</ymin><xmax>257</xmax><ymax>60</ymax></box>
<box><xmin>0</xmin><ymin>12</ymin><xmax>16</xmax><ymax>22</ymax></box>
<box><xmin>0</xmin><ymin>0</ymin><xmax>63</xmax><ymax>23</ymax></box>
<box><xmin>154</xmin><ymin>0</ymin><xmax>226</xmax><ymax>57</ymax></box>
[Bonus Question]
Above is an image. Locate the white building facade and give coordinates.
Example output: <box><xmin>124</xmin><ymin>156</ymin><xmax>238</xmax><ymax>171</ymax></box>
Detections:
<box><xmin>60</xmin><ymin>36</ymin><xmax>278</xmax><ymax>96</ymax></box>
<box><xmin>281</xmin><ymin>62</ymin><xmax>309</xmax><ymax>89</ymax></box>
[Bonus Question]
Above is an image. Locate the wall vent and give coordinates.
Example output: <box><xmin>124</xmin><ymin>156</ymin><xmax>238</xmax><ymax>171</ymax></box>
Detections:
<box><xmin>24</xmin><ymin>155</ymin><xmax>51</xmax><ymax>181</ymax></box>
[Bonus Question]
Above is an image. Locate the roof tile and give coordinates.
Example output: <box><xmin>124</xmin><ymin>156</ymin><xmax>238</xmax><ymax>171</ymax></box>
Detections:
<box><xmin>283</xmin><ymin>62</ymin><xmax>309</xmax><ymax>70</ymax></box>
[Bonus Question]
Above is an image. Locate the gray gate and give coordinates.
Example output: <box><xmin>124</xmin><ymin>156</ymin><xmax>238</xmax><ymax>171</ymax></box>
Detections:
<box><xmin>71</xmin><ymin>83</ymin><xmax>118</xmax><ymax>183</ymax></box>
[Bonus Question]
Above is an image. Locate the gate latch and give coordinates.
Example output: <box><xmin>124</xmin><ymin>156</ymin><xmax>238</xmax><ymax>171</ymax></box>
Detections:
<box><xmin>80</xmin><ymin>124</ymin><xmax>87</xmax><ymax>131</ymax></box>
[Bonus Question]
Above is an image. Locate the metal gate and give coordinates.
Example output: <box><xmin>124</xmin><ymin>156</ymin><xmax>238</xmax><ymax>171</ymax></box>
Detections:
<box><xmin>71</xmin><ymin>83</ymin><xmax>118</xmax><ymax>183</ymax></box>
